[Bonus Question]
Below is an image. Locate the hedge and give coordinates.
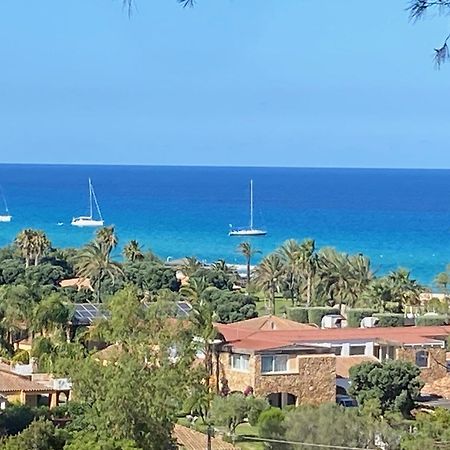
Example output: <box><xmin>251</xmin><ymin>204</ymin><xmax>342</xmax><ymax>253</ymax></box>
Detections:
<box><xmin>415</xmin><ymin>315</ymin><xmax>449</xmax><ymax>327</ymax></box>
<box><xmin>307</xmin><ymin>307</ymin><xmax>340</xmax><ymax>327</ymax></box>
<box><xmin>373</xmin><ymin>313</ymin><xmax>404</xmax><ymax>327</ymax></box>
<box><xmin>346</xmin><ymin>309</ymin><xmax>375</xmax><ymax>328</ymax></box>
<box><xmin>287</xmin><ymin>307</ymin><xmax>309</xmax><ymax>324</ymax></box>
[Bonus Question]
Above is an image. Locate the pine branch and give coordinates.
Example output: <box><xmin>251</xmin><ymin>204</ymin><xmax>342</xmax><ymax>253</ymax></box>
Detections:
<box><xmin>408</xmin><ymin>1</ymin><xmax>450</xmax><ymax>67</ymax></box>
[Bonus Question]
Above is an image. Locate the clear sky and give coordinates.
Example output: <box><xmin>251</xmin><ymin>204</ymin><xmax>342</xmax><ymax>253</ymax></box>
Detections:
<box><xmin>0</xmin><ymin>0</ymin><xmax>449</xmax><ymax>168</ymax></box>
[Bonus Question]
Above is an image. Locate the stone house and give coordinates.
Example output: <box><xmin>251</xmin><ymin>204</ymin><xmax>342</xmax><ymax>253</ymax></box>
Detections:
<box><xmin>216</xmin><ymin>317</ymin><xmax>450</xmax><ymax>406</ymax></box>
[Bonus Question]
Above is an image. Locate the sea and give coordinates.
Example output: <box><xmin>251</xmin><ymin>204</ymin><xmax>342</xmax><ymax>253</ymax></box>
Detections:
<box><xmin>0</xmin><ymin>164</ymin><xmax>449</xmax><ymax>286</ymax></box>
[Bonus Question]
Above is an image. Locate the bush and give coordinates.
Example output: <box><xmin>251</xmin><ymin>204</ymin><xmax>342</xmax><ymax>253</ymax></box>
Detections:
<box><xmin>11</xmin><ymin>350</ymin><xmax>30</xmax><ymax>364</ymax></box>
<box><xmin>373</xmin><ymin>313</ymin><xmax>404</xmax><ymax>327</ymax></box>
<box><xmin>308</xmin><ymin>307</ymin><xmax>340</xmax><ymax>327</ymax></box>
<box><xmin>287</xmin><ymin>307</ymin><xmax>309</xmax><ymax>324</ymax></box>
<box><xmin>258</xmin><ymin>407</ymin><xmax>286</xmax><ymax>443</ymax></box>
<box><xmin>349</xmin><ymin>360</ymin><xmax>423</xmax><ymax>417</ymax></box>
<box><xmin>415</xmin><ymin>315</ymin><xmax>449</xmax><ymax>326</ymax></box>
<box><xmin>246</xmin><ymin>396</ymin><xmax>270</xmax><ymax>426</ymax></box>
<box><xmin>346</xmin><ymin>309</ymin><xmax>375</xmax><ymax>328</ymax></box>
<box><xmin>0</xmin><ymin>405</ymin><xmax>47</xmax><ymax>436</ymax></box>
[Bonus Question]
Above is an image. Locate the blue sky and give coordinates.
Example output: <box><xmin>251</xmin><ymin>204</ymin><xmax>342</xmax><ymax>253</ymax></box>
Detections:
<box><xmin>0</xmin><ymin>0</ymin><xmax>449</xmax><ymax>168</ymax></box>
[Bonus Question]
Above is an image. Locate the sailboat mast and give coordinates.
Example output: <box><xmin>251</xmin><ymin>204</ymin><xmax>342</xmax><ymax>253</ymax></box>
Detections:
<box><xmin>88</xmin><ymin>178</ymin><xmax>93</xmax><ymax>218</ymax></box>
<box><xmin>250</xmin><ymin>179</ymin><xmax>254</xmax><ymax>230</ymax></box>
<box><xmin>0</xmin><ymin>187</ymin><xmax>8</xmax><ymax>214</ymax></box>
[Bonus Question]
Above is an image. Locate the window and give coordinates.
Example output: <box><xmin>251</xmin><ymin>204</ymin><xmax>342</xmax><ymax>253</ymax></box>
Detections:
<box><xmin>261</xmin><ymin>355</ymin><xmax>288</xmax><ymax>374</ymax></box>
<box><xmin>332</xmin><ymin>346</ymin><xmax>342</xmax><ymax>356</ymax></box>
<box><xmin>415</xmin><ymin>350</ymin><xmax>429</xmax><ymax>369</ymax></box>
<box><xmin>349</xmin><ymin>345</ymin><xmax>366</xmax><ymax>356</ymax></box>
<box><xmin>230</xmin><ymin>354</ymin><xmax>250</xmax><ymax>371</ymax></box>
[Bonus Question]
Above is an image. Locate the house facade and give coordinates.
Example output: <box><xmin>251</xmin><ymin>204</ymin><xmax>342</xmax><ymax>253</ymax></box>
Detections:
<box><xmin>215</xmin><ymin>317</ymin><xmax>450</xmax><ymax>406</ymax></box>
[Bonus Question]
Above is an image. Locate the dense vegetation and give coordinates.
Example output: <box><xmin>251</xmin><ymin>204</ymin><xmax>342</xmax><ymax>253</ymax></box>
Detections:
<box><xmin>0</xmin><ymin>228</ymin><xmax>449</xmax><ymax>448</ymax></box>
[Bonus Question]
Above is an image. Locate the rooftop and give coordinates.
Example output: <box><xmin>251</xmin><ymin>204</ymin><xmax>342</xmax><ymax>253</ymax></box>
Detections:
<box><xmin>216</xmin><ymin>323</ymin><xmax>450</xmax><ymax>352</ymax></box>
<box><xmin>220</xmin><ymin>315</ymin><xmax>315</xmax><ymax>332</ymax></box>
<box><xmin>0</xmin><ymin>370</ymin><xmax>53</xmax><ymax>393</ymax></box>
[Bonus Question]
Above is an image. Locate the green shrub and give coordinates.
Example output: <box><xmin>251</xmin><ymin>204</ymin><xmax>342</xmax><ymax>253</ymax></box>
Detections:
<box><xmin>287</xmin><ymin>307</ymin><xmax>309</xmax><ymax>324</ymax></box>
<box><xmin>12</xmin><ymin>350</ymin><xmax>30</xmax><ymax>364</ymax></box>
<box><xmin>346</xmin><ymin>309</ymin><xmax>375</xmax><ymax>328</ymax></box>
<box><xmin>0</xmin><ymin>405</ymin><xmax>48</xmax><ymax>436</ymax></box>
<box><xmin>373</xmin><ymin>313</ymin><xmax>404</xmax><ymax>327</ymax></box>
<box><xmin>308</xmin><ymin>307</ymin><xmax>340</xmax><ymax>327</ymax></box>
<box><xmin>415</xmin><ymin>315</ymin><xmax>449</xmax><ymax>326</ymax></box>
<box><xmin>258</xmin><ymin>407</ymin><xmax>286</xmax><ymax>441</ymax></box>
<box><xmin>246</xmin><ymin>396</ymin><xmax>270</xmax><ymax>426</ymax></box>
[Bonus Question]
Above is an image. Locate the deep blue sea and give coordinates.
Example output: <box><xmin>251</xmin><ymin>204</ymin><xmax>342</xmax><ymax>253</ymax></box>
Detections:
<box><xmin>0</xmin><ymin>164</ymin><xmax>449</xmax><ymax>285</ymax></box>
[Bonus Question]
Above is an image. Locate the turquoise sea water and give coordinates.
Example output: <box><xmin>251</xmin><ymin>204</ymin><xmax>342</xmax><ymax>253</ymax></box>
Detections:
<box><xmin>0</xmin><ymin>164</ymin><xmax>449</xmax><ymax>285</ymax></box>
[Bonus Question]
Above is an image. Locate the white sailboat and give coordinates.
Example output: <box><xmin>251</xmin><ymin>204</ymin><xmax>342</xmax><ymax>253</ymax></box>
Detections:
<box><xmin>71</xmin><ymin>178</ymin><xmax>104</xmax><ymax>227</ymax></box>
<box><xmin>0</xmin><ymin>188</ymin><xmax>12</xmax><ymax>223</ymax></box>
<box><xmin>229</xmin><ymin>179</ymin><xmax>267</xmax><ymax>236</ymax></box>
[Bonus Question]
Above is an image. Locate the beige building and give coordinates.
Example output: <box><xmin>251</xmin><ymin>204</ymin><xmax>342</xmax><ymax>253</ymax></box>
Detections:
<box><xmin>215</xmin><ymin>316</ymin><xmax>450</xmax><ymax>406</ymax></box>
<box><xmin>0</xmin><ymin>362</ymin><xmax>71</xmax><ymax>408</ymax></box>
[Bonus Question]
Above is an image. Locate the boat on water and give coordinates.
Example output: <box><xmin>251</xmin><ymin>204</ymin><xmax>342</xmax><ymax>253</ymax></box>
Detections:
<box><xmin>71</xmin><ymin>178</ymin><xmax>104</xmax><ymax>227</ymax></box>
<box><xmin>0</xmin><ymin>187</ymin><xmax>12</xmax><ymax>223</ymax></box>
<box><xmin>229</xmin><ymin>179</ymin><xmax>267</xmax><ymax>236</ymax></box>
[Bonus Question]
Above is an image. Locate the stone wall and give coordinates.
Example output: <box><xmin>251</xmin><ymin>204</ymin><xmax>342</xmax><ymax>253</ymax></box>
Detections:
<box><xmin>253</xmin><ymin>354</ymin><xmax>336</xmax><ymax>405</ymax></box>
<box><xmin>396</xmin><ymin>347</ymin><xmax>447</xmax><ymax>383</ymax></box>
<box><xmin>217</xmin><ymin>352</ymin><xmax>255</xmax><ymax>393</ymax></box>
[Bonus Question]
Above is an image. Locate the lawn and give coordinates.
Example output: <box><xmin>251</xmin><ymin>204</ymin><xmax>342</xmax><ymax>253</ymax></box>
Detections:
<box><xmin>254</xmin><ymin>292</ymin><xmax>292</xmax><ymax>317</ymax></box>
<box><xmin>233</xmin><ymin>423</ymin><xmax>265</xmax><ymax>450</ymax></box>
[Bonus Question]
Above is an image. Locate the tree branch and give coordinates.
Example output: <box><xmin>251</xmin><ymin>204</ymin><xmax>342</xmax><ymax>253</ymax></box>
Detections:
<box><xmin>408</xmin><ymin>1</ymin><xmax>450</xmax><ymax>67</ymax></box>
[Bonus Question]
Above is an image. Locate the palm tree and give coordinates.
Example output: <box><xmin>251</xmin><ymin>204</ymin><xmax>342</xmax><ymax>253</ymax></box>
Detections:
<box><xmin>254</xmin><ymin>254</ymin><xmax>283</xmax><ymax>314</ymax></box>
<box><xmin>95</xmin><ymin>226</ymin><xmax>118</xmax><ymax>255</ymax></box>
<box><xmin>0</xmin><ymin>285</ymin><xmax>34</xmax><ymax>349</ymax></box>
<box><xmin>75</xmin><ymin>241</ymin><xmax>123</xmax><ymax>302</ymax></box>
<box><xmin>15</xmin><ymin>229</ymin><xmax>36</xmax><ymax>268</ymax></box>
<box><xmin>297</xmin><ymin>239</ymin><xmax>318</xmax><ymax>306</ymax></box>
<box><xmin>182</xmin><ymin>256</ymin><xmax>202</xmax><ymax>278</ymax></box>
<box><xmin>181</xmin><ymin>276</ymin><xmax>218</xmax><ymax>392</ymax></box>
<box><xmin>346</xmin><ymin>253</ymin><xmax>373</xmax><ymax>307</ymax></box>
<box><xmin>317</xmin><ymin>248</ymin><xmax>353</xmax><ymax>311</ymax></box>
<box><xmin>388</xmin><ymin>268</ymin><xmax>423</xmax><ymax>309</ymax></box>
<box><xmin>32</xmin><ymin>230</ymin><xmax>51</xmax><ymax>266</ymax></box>
<box><xmin>237</xmin><ymin>242</ymin><xmax>261</xmax><ymax>286</ymax></box>
<box><xmin>123</xmin><ymin>240</ymin><xmax>144</xmax><ymax>262</ymax></box>
<box><xmin>278</xmin><ymin>239</ymin><xmax>301</xmax><ymax>305</ymax></box>
<box><xmin>180</xmin><ymin>277</ymin><xmax>210</xmax><ymax>303</ymax></box>
<box><xmin>211</xmin><ymin>259</ymin><xmax>228</xmax><ymax>273</ymax></box>
<box><xmin>32</xmin><ymin>293</ymin><xmax>72</xmax><ymax>340</ymax></box>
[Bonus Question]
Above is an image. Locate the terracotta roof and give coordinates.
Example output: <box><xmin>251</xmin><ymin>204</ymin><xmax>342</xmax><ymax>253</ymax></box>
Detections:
<box><xmin>335</xmin><ymin>355</ymin><xmax>378</xmax><ymax>378</ymax></box>
<box><xmin>0</xmin><ymin>370</ymin><xmax>53</xmax><ymax>393</ymax></box>
<box><xmin>217</xmin><ymin>323</ymin><xmax>450</xmax><ymax>352</ymax></box>
<box><xmin>59</xmin><ymin>277</ymin><xmax>93</xmax><ymax>291</ymax></box>
<box><xmin>221</xmin><ymin>315</ymin><xmax>314</xmax><ymax>332</ymax></box>
<box><xmin>173</xmin><ymin>424</ymin><xmax>235</xmax><ymax>450</ymax></box>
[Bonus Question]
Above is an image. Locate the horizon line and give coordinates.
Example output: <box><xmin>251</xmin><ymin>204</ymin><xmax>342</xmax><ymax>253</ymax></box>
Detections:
<box><xmin>0</xmin><ymin>162</ymin><xmax>448</xmax><ymax>171</ymax></box>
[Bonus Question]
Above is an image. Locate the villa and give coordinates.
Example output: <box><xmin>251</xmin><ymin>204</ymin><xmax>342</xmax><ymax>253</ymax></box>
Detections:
<box><xmin>214</xmin><ymin>316</ymin><xmax>450</xmax><ymax>407</ymax></box>
<box><xmin>0</xmin><ymin>361</ymin><xmax>71</xmax><ymax>408</ymax></box>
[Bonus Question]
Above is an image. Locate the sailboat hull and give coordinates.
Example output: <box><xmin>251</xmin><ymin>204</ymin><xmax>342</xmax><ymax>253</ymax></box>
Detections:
<box><xmin>229</xmin><ymin>229</ymin><xmax>267</xmax><ymax>236</ymax></box>
<box><xmin>0</xmin><ymin>215</ymin><xmax>12</xmax><ymax>223</ymax></box>
<box><xmin>71</xmin><ymin>217</ymin><xmax>104</xmax><ymax>227</ymax></box>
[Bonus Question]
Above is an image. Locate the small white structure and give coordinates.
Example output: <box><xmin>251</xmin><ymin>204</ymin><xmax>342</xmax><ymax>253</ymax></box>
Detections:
<box><xmin>321</xmin><ymin>314</ymin><xmax>344</xmax><ymax>329</ymax></box>
<box><xmin>360</xmin><ymin>316</ymin><xmax>379</xmax><ymax>328</ymax></box>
